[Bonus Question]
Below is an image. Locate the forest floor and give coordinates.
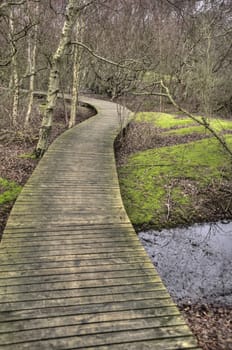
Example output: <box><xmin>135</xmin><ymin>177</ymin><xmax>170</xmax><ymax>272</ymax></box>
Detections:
<box><xmin>0</xmin><ymin>95</ymin><xmax>231</xmax><ymax>350</ymax></box>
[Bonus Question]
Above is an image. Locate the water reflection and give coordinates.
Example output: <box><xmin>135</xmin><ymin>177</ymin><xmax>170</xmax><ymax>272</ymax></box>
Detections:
<box><xmin>139</xmin><ymin>222</ymin><xmax>232</xmax><ymax>305</ymax></box>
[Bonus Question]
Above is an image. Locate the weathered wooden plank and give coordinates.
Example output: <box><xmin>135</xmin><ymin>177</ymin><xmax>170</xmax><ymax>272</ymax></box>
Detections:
<box><xmin>3</xmin><ymin>227</ymin><xmax>134</xmax><ymax>238</ymax></box>
<box><xmin>0</xmin><ymin>283</ymin><xmax>166</xmax><ymax>304</ymax></box>
<box><xmin>0</xmin><ymin>327</ymin><xmax>196</xmax><ymax>349</ymax></box>
<box><xmin>0</xmin><ymin>251</ymin><xmax>150</xmax><ymax>266</ymax></box>
<box><xmin>0</xmin><ymin>299</ymin><xmax>176</xmax><ymax>322</ymax></box>
<box><xmin>0</xmin><ymin>317</ymin><xmax>187</xmax><ymax>345</ymax></box>
<box><xmin>79</xmin><ymin>339</ymin><xmax>200</xmax><ymax>350</ymax></box>
<box><xmin>0</xmin><ymin>262</ymin><xmax>155</xmax><ymax>278</ymax></box>
<box><xmin>0</xmin><ymin>306</ymin><xmax>180</xmax><ymax>334</ymax></box>
<box><xmin>0</xmin><ymin>241</ymin><xmax>144</xmax><ymax>254</ymax></box>
<box><xmin>1</xmin><ymin>235</ymin><xmax>137</xmax><ymax>246</ymax></box>
<box><xmin>0</xmin><ymin>256</ymin><xmax>150</xmax><ymax>272</ymax></box>
<box><xmin>0</xmin><ymin>290</ymin><xmax>171</xmax><ymax>312</ymax></box>
<box><xmin>0</xmin><ymin>268</ymin><xmax>157</xmax><ymax>287</ymax></box>
<box><xmin>0</xmin><ymin>276</ymin><xmax>162</xmax><ymax>295</ymax></box>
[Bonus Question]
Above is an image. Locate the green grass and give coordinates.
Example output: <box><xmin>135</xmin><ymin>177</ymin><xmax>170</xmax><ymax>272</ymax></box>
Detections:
<box><xmin>164</xmin><ymin>125</ymin><xmax>210</xmax><ymax>135</ymax></box>
<box><xmin>18</xmin><ymin>153</ymin><xmax>37</xmax><ymax>159</ymax></box>
<box><xmin>0</xmin><ymin>177</ymin><xmax>22</xmax><ymax>205</ymax></box>
<box><xmin>135</xmin><ymin>112</ymin><xmax>232</xmax><ymax>135</ymax></box>
<box><xmin>118</xmin><ymin>136</ymin><xmax>232</xmax><ymax>229</ymax></box>
<box><xmin>135</xmin><ymin>112</ymin><xmax>195</xmax><ymax>129</ymax></box>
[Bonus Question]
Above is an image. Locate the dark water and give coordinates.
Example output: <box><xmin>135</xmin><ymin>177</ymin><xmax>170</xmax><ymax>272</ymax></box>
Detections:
<box><xmin>139</xmin><ymin>222</ymin><xmax>232</xmax><ymax>305</ymax></box>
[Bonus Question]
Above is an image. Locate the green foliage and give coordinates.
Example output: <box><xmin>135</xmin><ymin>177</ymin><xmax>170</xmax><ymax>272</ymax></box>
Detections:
<box><xmin>0</xmin><ymin>178</ymin><xmax>22</xmax><ymax>205</ymax></box>
<box><xmin>118</xmin><ymin>135</ymin><xmax>232</xmax><ymax>229</ymax></box>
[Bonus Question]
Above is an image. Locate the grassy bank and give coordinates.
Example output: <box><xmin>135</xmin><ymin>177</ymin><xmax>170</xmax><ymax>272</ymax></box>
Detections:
<box><xmin>117</xmin><ymin>112</ymin><xmax>232</xmax><ymax>230</ymax></box>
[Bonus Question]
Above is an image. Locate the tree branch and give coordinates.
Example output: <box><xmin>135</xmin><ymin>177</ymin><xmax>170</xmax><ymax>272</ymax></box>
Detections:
<box><xmin>130</xmin><ymin>91</ymin><xmax>168</xmax><ymax>98</ymax></box>
<box><xmin>0</xmin><ymin>1</ymin><xmax>26</xmax><ymax>11</ymax></box>
<box><xmin>160</xmin><ymin>80</ymin><xmax>232</xmax><ymax>159</ymax></box>
<box><xmin>71</xmin><ymin>41</ymin><xmax>143</xmax><ymax>71</ymax></box>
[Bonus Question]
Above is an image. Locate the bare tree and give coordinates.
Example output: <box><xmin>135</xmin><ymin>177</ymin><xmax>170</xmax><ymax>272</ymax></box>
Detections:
<box><xmin>36</xmin><ymin>0</ymin><xmax>82</xmax><ymax>157</ymax></box>
<box><xmin>69</xmin><ymin>16</ymin><xmax>83</xmax><ymax>128</ymax></box>
<box><xmin>24</xmin><ymin>0</ymin><xmax>40</xmax><ymax>127</ymax></box>
<box><xmin>9</xmin><ymin>5</ymin><xmax>19</xmax><ymax>126</ymax></box>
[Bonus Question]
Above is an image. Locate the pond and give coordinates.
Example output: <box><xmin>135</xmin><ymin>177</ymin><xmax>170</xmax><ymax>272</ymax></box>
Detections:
<box><xmin>139</xmin><ymin>221</ymin><xmax>232</xmax><ymax>306</ymax></box>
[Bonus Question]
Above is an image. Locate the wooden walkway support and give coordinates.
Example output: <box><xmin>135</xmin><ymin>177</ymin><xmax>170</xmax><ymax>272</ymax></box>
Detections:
<box><xmin>0</xmin><ymin>97</ymin><xmax>200</xmax><ymax>349</ymax></box>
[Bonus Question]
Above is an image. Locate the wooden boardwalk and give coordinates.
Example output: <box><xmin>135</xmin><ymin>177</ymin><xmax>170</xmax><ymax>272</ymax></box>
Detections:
<box><xmin>0</xmin><ymin>97</ymin><xmax>200</xmax><ymax>349</ymax></box>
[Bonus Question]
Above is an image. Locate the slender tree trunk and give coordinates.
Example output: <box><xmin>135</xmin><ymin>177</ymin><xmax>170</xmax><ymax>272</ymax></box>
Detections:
<box><xmin>9</xmin><ymin>7</ymin><xmax>19</xmax><ymax>127</ymax></box>
<box><xmin>11</xmin><ymin>65</ymin><xmax>19</xmax><ymax>127</ymax></box>
<box><xmin>36</xmin><ymin>0</ymin><xmax>80</xmax><ymax>157</ymax></box>
<box><xmin>24</xmin><ymin>1</ymin><xmax>39</xmax><ymax>128</ymax></box>
<box><xmin>69</xmin><ymin>19</ymin><xmax>82</xmax><ymax>129</ymax></box>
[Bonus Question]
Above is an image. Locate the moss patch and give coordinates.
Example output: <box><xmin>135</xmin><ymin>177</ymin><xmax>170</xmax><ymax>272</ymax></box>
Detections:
<box><xmin>164</xmin><ymin>126</ymin><xmax>210</xmax><ymax>135</ymax></box>
<box><xmin>0</xmin><ymin>177</ymin><xmax>22</xmax><ymax>205</ymax></box>
<box><xmin>135</xmin><ymin>112</ymin><xmax>195</xmax><ymax>129</ymax></box>
<box><xmin>135</xmin><ymin>112</ymin><xmax>232</xmax><ymax>135</ymax></box>
<box><xmin>118</xmin><ymin>136</ymin><xmax>232</xmax><ymax>230</ymax></box>
<box><xmin>18</xmin><ymin>153</ymin><xmax>37</xmax><ymax>159</ymax></box>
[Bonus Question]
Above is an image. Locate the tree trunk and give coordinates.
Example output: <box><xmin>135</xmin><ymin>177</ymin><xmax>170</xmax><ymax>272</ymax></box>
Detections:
<box><xmin>36</xmin><ymin>0</ymin><xmax>80</xmax><ymax>157</ymax></box>
<box><xmin>9</xmin><ymin>7</ymin><xmax>19</xmax><ymax>127</ymax></box>
<box><xmin>69</xmin><ymin>19</ymin><xmax>82</xmax><ymax>129</ymax></box>
<box><xmin>24</xmin><ymin>0</ymin><xmax>39</xmax><ymax>128</ymax></box>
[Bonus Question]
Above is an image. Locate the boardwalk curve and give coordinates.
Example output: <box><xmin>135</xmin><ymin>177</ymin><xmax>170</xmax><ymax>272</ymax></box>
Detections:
<box><xmin>0</xmin><ymin>97</ymin><xmax>200</xmax><ymax>349</ymax></box>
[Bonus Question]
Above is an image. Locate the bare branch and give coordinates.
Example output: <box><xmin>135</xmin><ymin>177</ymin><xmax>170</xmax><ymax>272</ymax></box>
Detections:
<box><xmin>0</xmin><ymin>1</ymin><xmax>26</xmax><ymax>11</ymax></box>
<box><xmin>130</xmin><ymin>91</ymin><xmax>168</xmax><ymax>98</ymax></box>
<box><xmin>160</xmin><ymin>80</ymin><xmax>232</xmax><ymax>159</ymax></box>
<box><xmin>72</xmin><ymin>41</ymin><xmax>142</xmax><ymax>70</ymax></box>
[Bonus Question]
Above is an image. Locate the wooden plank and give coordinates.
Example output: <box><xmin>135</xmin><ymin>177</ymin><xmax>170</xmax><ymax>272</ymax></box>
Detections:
<box><xmin>79</xmin><ymin>339</ymin><xmax>200</xmax><ymax>350</ymax></box>
<box><xmin>0</xmin><ymin>327</ymin><xmax>197</xmax><ymax>349</ymax></box>
<box><xmin>0</xmin><ymin>268</ymin><xmax>157</xmax><ymax>287</ymax></box>
<box><xmin>0</xmin><ymin>262</ymin><xmax>155</xmax><ymax>278</ymax></box>
<box><xmin>0</xmin><ymin>306</ymin><xmax>180</xmax><ymax>333</ymax></box>
<box><xmin>0</xmin><ymin>251</ymin><xmax>150</xmax><ymax>266</ymax></box>
<box><xmin>0</xmin><ymin>299</ymin><xmax>176</xmax><ymax>322</ymax></box>
<box><xmin>0</xmin><ymin>283</ymin><xmax>166</xmax><ymax>303</ymax></box>
<box><xmin>0</xmin><ymin>282</ymin><xmax>167</xmax><ymax>304</ymax></box>
<box><xmin>0</xmin><ymin>290</ymin><xmax>171</xmax><ymax>312</ymax></box>
<box><xmin>0</xmin><ymin>245</ymin><xmax>146</xmax><ymax>257</ymax></box>
<box><xmin>0</xmin><ymin>276</ymin><xmax>162</xmax><ymax>295</ymax></box>
<box><xmin>0</xmin><ymin>317</ymin><xmax>187</xmax><ymax>344</ymax></box>
<box><xmin>0</xmin><ymin>256</ymin><xmax>150</xmax><ymax>272</ymax></box>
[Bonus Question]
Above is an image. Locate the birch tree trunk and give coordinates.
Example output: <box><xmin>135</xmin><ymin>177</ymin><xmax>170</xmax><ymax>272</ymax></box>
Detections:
<box><xmin>24</xmin><ymin>0</ymin><xmax>39</xmax><ymax>128</ymax></box>
<box><xmin>36</xmin><ymin>0</ymin><xmax>80</xmax><ymax>157</ymax></box>
<box><xmin>9</xmin><ymin>7</ymin><xmax>19</xmax><ymax>127</ymax></box>
<box><xmin>69</xmin><ymin>19</ymin><xmax>83</xmax><ymax>129</ymax></box>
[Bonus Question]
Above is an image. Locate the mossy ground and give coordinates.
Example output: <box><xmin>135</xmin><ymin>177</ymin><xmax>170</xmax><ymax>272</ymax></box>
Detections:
<box><xmin>118</xmin><ymin>112</ymin><xmax>232</xmax><ymax>230</ymax></box>
<box><xmin>0</xmin><ymin>177</ymin><xmax>22</xmax><ymax>205</ymax></box>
